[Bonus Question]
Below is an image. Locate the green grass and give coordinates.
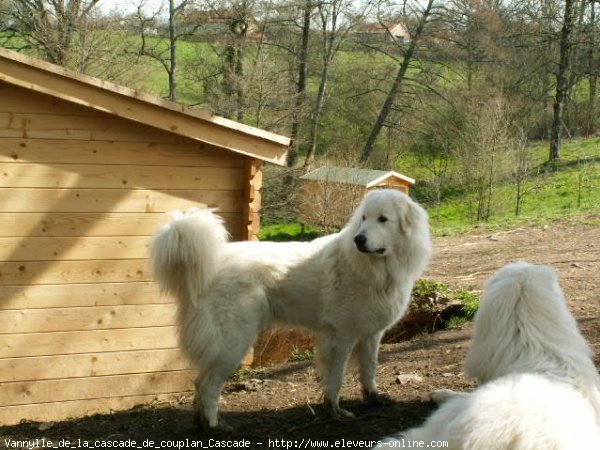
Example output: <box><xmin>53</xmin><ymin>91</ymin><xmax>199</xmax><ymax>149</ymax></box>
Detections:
<box><xmin>288</xmin><ymin>347</ymin><xmax>315</xmax><ymax>362</ymax></box>
<box><xmin>131</xmin><ymin>37</ymin><xmax>218</xmax><ymax>105</ymax></box>
<box><xmin>410</xmin><ymin>279</ymin><xmax>480</xmax><ymax>330</ymax></box>
<box><xmin>420</xmin><ymin>137</ymin><xmax>600</xmax><ymax>236</ymax></box>
<box><xmin>444</xmin><ymin>290</ymin><xmax>480</xmax><ymax>329</ymax></box>
<box><xmin>258</xmin><ymin>222</ymin><xmax>323</xmax><ymax>242</ymax></box>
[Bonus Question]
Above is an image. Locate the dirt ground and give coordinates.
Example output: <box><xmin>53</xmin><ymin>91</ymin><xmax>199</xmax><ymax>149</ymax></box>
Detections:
<box><xmin>2</xmin><ymin>219</ymin><xmax>599</xmax><ymax>448</ymax></box>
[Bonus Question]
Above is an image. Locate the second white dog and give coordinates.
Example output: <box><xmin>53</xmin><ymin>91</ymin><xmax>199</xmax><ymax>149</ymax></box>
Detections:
<box><xmin>152</xmin><ymin>189</ymin><xmax>431</xmax><ymax>429</ymax></box>
<box><xmin>378</xmin><ymin>262</ymin><xmax>600</xmax><ymax>450</ymax></box>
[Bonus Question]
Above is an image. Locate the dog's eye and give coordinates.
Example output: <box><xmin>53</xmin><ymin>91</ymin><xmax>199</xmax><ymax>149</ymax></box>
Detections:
<box><xmin>362</xmin><ymin>215</ymin><xmax>366</xmax><ymax>221</ymax></box>
<box><xmin>378</xmin><ymin>216</ymin><xmax>388</xmax><ymax>223</ymax></box>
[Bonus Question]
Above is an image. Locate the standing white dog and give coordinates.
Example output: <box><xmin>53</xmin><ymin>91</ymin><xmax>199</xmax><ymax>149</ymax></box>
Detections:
<box><xmin>377</xmin><ymin>262</ymin><xmax>600</xmax><ymax>449</ymax></box>
<box><xmin>151</xmin><ymin>189</ymin><xmax>431</xmax><ymax>429</ymax></box>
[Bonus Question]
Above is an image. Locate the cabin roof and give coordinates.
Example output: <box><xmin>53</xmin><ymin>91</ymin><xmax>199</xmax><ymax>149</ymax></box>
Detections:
<box><xmin>0</xmin><ymin>47</ymin><xmax>290</xmax><ymax>165</ymax></box>
<box><xmin>300</xmin><ymin>166</ymin><xmax>415</xmax><ymax>187</ymax></box>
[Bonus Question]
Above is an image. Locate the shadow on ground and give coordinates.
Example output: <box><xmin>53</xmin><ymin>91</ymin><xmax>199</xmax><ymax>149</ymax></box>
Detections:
<box><xmin>1</xmin><ymin>399</ymin><xmax>435</xmax><ymax>448</ymax></box>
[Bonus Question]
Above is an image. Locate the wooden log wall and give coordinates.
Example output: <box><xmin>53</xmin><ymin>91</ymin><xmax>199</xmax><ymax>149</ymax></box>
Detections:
<box><xmin>0</xmin><ymin>82</ymin><xmax>247</xmax><ymax>424</ymax></box>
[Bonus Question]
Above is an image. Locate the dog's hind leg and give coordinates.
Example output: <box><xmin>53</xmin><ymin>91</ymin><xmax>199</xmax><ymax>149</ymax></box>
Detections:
<box><xmin>193</xmin><ymin>334</ymin><xmax>257</xmax><ymax>430</ymax></box>
<box><xmin>188</xmin><ymin>282</ymin><xmax>269</xmax><ymax>429</ymax></box>
<box><xmin>316</xmin><ymin>333</ymin><xmax>356</xmax><ymax>419</ymax></box>
<box><xmin>355</xmin><ymin>332</ymin><xmax>389</xmax><ymax>405</ymax></box>
<box><xmin>191</xmin><ymin>298</ymin><xmax>266</xmax><ymax>429</ymax></box>
<box><xmin>194</xmin><ymin>366</ymin><xmax>233</xmax><ymax>430</ymax></box>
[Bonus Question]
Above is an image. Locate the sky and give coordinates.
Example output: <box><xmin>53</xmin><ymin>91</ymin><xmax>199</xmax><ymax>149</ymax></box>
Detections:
<box><xmin>96</xmin><ymin>0</ymin><xmax>167</xmax><ymax>16</ymax></box>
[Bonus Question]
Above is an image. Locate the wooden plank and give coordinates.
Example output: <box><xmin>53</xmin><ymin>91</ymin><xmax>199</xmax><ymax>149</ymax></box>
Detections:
<box><xmin>0</xmin><ymin>188</ymin><xmax>241</xmax><ymax>213</ymax></box>
<box><xmin>0</xmin><ymin>212</ymin><xmax>240</xmax><ymax>237</ymax></box>
<box><xmin>0</xmin><ymin>326</ymin><xmax>180</xmax><ymax>358</ymax></box>
<box><xmin>0</xmin><ymin>349</ymin><xmax>190</xmax><ymax>382</ymax></box>
<box><xmin>0</xmin><ymin>138</ymin><xmax>245</xmax><ymax>167</ymax></box>
<box><xmin>0</xmin><ymin>236</ymin><xmax>152</xmax><ymax>261</ymax></box>
<box><xmin>0</xmin><ymin>370</ymin><xmax>194</xmax><ymax>406</ymax></box>
<box><xmin>0</xmin><ymin>162</ymin><xmax>244</xmax><ymax>190</ymax></box>
<box><xmin>0</xmin><ymin>304</ymin><xmax>177</xmax><ymax>334</ymax></box>
<box><xmin>0</xmin><ymin>82</ymin><xmax>99</xmax><ymax>116</ymax></box>
<box><xmin>0</xmin><ymin>282</ymin><xmax>170</xmax><ymax>310</ymax></box>
<box><xmin>0</xmin><ymin>259</ymin><xmax>150</xmax><ymax>285</ymax></box>
<box><xmin>0</xmin><ymin>112</ymin><xmax>189</xmax><ymax>144</ymax></box>
<box><xmin>0</xmin><ymin>391</ymin><xmax>192</xmax><ymax>426</ymax></box>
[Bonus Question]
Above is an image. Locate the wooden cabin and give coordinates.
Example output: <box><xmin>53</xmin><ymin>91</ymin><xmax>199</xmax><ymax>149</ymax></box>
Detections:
<box><xmin>299</xmin><ymin>166</ymin><xmax>415</xmax><ymax>228</ymax></box>
<box><xmin>0</xmin><ymin>47</ymin><xmax>289</xmax><ymax>425</ymax></box>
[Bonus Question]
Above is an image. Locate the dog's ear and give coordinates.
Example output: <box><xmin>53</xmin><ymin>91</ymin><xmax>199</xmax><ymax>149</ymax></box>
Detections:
<box><xmin>398</xmin><ymin>197</ymin><xmax>426</xmax><ymax>234</ymax></box>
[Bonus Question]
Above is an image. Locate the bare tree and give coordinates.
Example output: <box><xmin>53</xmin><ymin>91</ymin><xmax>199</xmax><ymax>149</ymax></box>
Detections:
<box><xmin>238</xmin><ymin>0</ymin><xmax>313</xmax><ymax>165</ymax></box>
<box><xmin>1</xmin><ymin>0</ymin><xmax>101</xmax><ymax>66</ymax></box>
<box><xmin>135</xmin><ymin>0</ymin><xmax>202</xmax><ymax>102</ymax></box>
<box><xmin>453</xmin><ymin>93</ymin><xmax>513</xmax><ymax>222</ymax></box>
<box><xmin>409</xmin><ymin>103</ymin><xmax>455</xmax><ymax>222</ymax></box>
<box><xmin>359</xmin><ymin>0</ymin><xmax>437</xmax><ymax>164</ymax></box>
<box><xmin>581</xmin><ymin>0</ymin><xmax>599</xmax><ymax>134</ymax></box>
<box><xmin>303</xmin><ymin>0</ymin><xmax>373</xmax><ymax>167</ymax></box>
<box><xmin>287</xmin><ymin>0</ymin><xmax>312</xmax><ymax>167</ymax></box>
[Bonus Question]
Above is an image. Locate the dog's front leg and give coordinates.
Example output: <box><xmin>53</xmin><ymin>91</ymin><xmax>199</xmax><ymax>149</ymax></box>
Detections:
<box><xmin>429</xmin><ymin>389</ymin><xmax>466</xmax><ymax>404</ymax></box>
<box><xmin>356</xmin><ymin>332</ymin><xmax>390</xmax><ymax>405</ymax></box>
<box><xmin>316</xmin><ymin>334</ymin><xmax>355</xmax><ymax>419</ymax></box>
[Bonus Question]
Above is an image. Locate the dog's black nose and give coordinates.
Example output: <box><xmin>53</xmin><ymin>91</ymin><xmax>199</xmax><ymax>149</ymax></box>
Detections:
<box><xmin>354</xmin><ymin>234</ymin><xmax>366</xmax><ymax>246</ymax></box>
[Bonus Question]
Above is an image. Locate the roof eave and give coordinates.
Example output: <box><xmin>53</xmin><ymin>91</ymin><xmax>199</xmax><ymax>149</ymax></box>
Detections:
<box><xmin>0</xmin><ymin>48</ymin><xmax>290</xmax><ymax>166</ymax></box>
<box><xmin>366</xmin><ymin>171</ymin><xmax>416</xmax><ymax>188</ymax></box>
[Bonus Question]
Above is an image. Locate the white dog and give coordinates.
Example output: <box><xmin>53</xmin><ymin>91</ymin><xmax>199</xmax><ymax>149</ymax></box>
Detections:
<box><xmin>377</xmin><ymin>262</ymin><xmax>600</xmax><ymax>449</ymax></box>
<box><xmin>151</xmin><ymin>189</ymin><xmax>431</xmax><ymax>429</ymax></box>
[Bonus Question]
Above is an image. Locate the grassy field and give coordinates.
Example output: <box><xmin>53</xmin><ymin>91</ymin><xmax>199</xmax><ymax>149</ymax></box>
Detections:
<box><xmin>261</xmin><ymin>137</ymin><xmax>599</xmax><ymax>240</ymax></box>
<box><xmin>424</xmin><ymin>137</ymin><xmax>600</xmax><ymax>235</ymax></box>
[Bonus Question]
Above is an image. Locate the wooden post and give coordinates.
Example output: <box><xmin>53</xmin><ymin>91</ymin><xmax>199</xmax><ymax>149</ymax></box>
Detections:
<box><xmin>240</xmin><ymin>158</ymin><xmax>263</xmax><ymax>367</ymax></box>
<box><xmin>243</xmin><ymin>158</ymin><xmax>263</xmax><ymax>241</ymax></box>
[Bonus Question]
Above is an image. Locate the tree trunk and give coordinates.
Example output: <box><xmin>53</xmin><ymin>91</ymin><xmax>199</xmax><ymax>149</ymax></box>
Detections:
<box><xmin>168</xmin><ymin>0</ymin><xmax>177</xmax><ymax>102</ymax></box>
<box><xmin>58</xmin><ymin>0</ymin><xmax>81</xmax><ymax>66</ymax></box>
<box><xmin>222</xmin><ymin>11</ymin><xmax>248</xmax><ymax>120</ymax></box>
<box><xmin>287</xmin><ymin>0</ymin><xmax>312</xmax><ymax>168</ymax></box>
<box><xmin>515</xmin><ymin>178</ymin><xmax>522</xmax><ymax>216</ymax></box>
<box><xmin>235</xmin><ymin>44</ymin><xmax>245</xmax><ymax>122</ymax></box>
<box><xmin>359</xmin><ymin>0</ymin><xmax>434</xmax><ymax>164</ymax></box>
<box><xmin>587</xmin><ymin>0</ymin><xmax>598</xmax><ymax>135</ymax></box>
<box><xmin>304</xmin><ymin>59</ymin><xmax>330</xmax><ymax>168</ymax></box>
<box><xmin>549</xmin><ymin>0</ymin><xmax>576</xmax><ymax>162</ymax></box>
<box><xmin>303</xmin><ymin>1</ymin><xmax>341</xmax><ymax>168</ymax></box>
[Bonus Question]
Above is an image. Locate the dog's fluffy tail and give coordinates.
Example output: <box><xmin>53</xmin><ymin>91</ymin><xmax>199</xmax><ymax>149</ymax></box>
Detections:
<box><xmin>151</xmin><ymin>209</ymin><xmax>228</xmax><ymax>307</ymax></box>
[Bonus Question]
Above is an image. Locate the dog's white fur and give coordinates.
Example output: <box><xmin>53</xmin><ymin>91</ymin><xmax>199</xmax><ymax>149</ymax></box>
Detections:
<box><xmin>377</xmin><ymin>262</ymin><xmax>600</xmax><ymax>450</ymax></box>
<box><xmin>151</xmin><ymin>189</ymin><xmax>431</xmax><ymax>428</ymax></box>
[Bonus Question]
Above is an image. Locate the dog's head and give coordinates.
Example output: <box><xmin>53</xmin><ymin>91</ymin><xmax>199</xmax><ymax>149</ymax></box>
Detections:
<box><xmin>351</xmin><ymin>189</ymin><xmax>429</xmax><ymax>258</ymax></box>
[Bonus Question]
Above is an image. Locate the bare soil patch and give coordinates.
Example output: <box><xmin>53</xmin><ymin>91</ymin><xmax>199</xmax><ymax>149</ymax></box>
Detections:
<box><xmin>2</xmin><ymin>220</ymin><xmax>598</xmax><ymax>448</ymax></box>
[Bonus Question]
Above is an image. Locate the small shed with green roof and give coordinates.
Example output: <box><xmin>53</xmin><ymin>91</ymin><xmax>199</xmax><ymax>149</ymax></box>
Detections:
<box><xmin>299</xmin><ymin>166</ymin><xmax>415</xmax><ymax>228</ymax></box>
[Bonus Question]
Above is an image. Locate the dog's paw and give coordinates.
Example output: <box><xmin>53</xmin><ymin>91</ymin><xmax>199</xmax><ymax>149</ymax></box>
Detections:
<box><xmin>362</xmin><ymin>388</ymin><xmax>393</xmax><ymax>406</ymax></box>
<box><xmin>324</xmin><ymin>397</ymin><xmax>356</xmax><ymax>420</ymax></box>
<box><xmin>430</xmin><ymin>389</ymin><xmax>460</xmax><ymax>404</ymax></box>
<box><xmin>332</xmin><ymin>407</ymin><xmax>356</xmax><ymax>420</ymax></box>
<box><xmin>215</xmin><ymin>419</ymin><xmax>234</xmax><ymax>432</ymax></box>
<box><xmin>193</xmin><ymin>412</ymin><xmax>233</xmax><ymax>432</ymax></box>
